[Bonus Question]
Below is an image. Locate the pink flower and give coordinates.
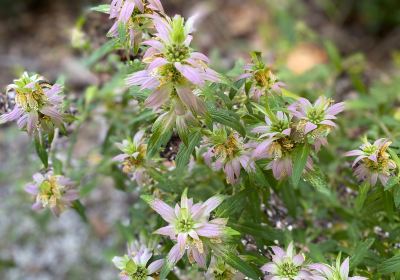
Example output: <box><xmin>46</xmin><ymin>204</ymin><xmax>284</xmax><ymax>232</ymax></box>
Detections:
<box><xmin>237</xmin><ymin>53</ymin><xmax>285</xmax><ymax>102</ymax></box>
<box><xmin>202</xmin><ymin>127</ymin><xmax>255</xmax><ymax>184</ymax></box>
<box><xmin>108</xmin><ymin>0</ymin><xmax>164</xmax><ymax>46</ymax></box>
<box><xmin>0</xmin><ymin>72</ymin><xmax>65</xmax><ymax>135</ymax></box>
<box><xmin>112</xmin><ymin>241</ymin><xmax>164</xmax><ymax>280</ymax></box>
<box><xmin>344</xmin><ymin>138</ymin><xmax>396</xmax><ymax>186</ymax></box>
<box><xmin>261</xmin><ymin>242</ymin><xmax>313</xmax><ymax>280</ymax></box>
<box><xmin>126</xmin><ymin>14</ymin><xmax>218</xmax><ymax>115</ymax></box>
<box><xmin>288</xmin><ymin>96</ymin><xmax>344</xmax><ymax>151</ymax></box>
<box><xmin>25</xmin><ymin>171</ymin><xmax>79</xmax><ymax>217</ymax></box>
<box><xmin>309</xmin><ymin>257</ymin><xmax>367</xmax><ymax>280</ymax></box>
<box><xmin>113</xmin><ymin>130</ymin><xmax>150</xmax><ymax>186</ymax></box>
<box><xmin>142</xmin><ymin>190</ymin><xmax>226</xmax><ymax>269</ymax></box>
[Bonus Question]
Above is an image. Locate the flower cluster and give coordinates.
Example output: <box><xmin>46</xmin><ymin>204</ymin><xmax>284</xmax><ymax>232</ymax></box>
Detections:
<box><xmin>345</xmin><ymin>138</ymin><xmax>397</xmax><ymax>186</ymax></box>
<box><xmin>112</xmin><ymin>241</ymin><xmax>164</xmax><ymax>280</ymax></box>
<box><xmin>142</xmin><ymin>190</ymin><xmax>228</xmax><ymax>268</ymax></box>
<box><xmin>25</xmin><ymin>171</ymin><xmax>78</xmax><ymax>216</ymax></box>
<box><xmin>261</xmin><ymin>243</ymin><xmax>367</xmax><ymax>280</ymax></box>
<box><xmin>202</xmin><ymin>126</ymin><xmax>255</xmax><ymax>184</ymax></box>
<box><xmin>288</xmin><ymin>96</ymin><xmax>345</xmax><ymax>151</ymax></box>
<box><xmin>0</xmin><ymin>72</ymin><xmax>65</xmax><ymax>135</ymax></box>
<box><xmin>252</xmin><ymin>97</ymin><xmax>344</xmax><ymax>180</ymax></box>
<box><xmin>126</xmin><ymin>14</ymin><xmax>219</xmax><ymax>116</ymax></box>
<box><xmin>113</xmin><ymin>130</ymin><xmax>151</xmax><ymax>186</ymax></box>
<box><xmin>108</xmin><ymin>0</ymin><xmax>164</xmax><ymax>48</ymax></box>
<box><xmin>238</xmin><ymin>52</ymin><xmax>285</xmax><ymax>102</ymax></box>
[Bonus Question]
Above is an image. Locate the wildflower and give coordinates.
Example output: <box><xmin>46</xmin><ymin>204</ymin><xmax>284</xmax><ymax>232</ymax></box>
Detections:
<box><xmin>238</xmin><ymin>52</ymin><xmax>285</xmax><ymax>102</ymax></box>
<box><xmin>112</xmin><ymin>241</ymin><xmax>164</xmax><ymax>280</ymax></box>
<box><xmin>142</xmin><ymin>189</ymin><xmax>226</xmax><ymax>268</ymax></box>
<box><xmin>108</xmin><ymin>0</ymin><xmax>164</xmax><ymax>46</ymax></box>
<box><xmin>261</xmin><ymin>242</ymin><xmax>313</xmax><ymax>280</ymax></box>
<box><xmin>252</xmin><ymin>111</ymin><xmax>312</xmax><ymax>180</ymax></box>
<box><xmin>205</xmin><ymin>257</ymin><xmax>243</xmax><ymax>280</ymax></box>
<box><xmin>0</xmin><ymin>72</ymin><xmax>65</xmax><ymax>135</ymax></box>
<box><xmin>113</xmin><ymin>130</ymin><xmax>150</xmax><ymax>186</ymax></box>
<box><xmin>202</xmin><ymin>126</ymin><xmax>255</xmax><ymax>184</ymax></box>
<box><xmin>344</xmin><ymin>138</ymin><xmax>397</xmax><ymax>186</ymax></box>
<box><xmin>126</xmin><ymin>14</ymin><xmax>219</xmax><ymax>115</ymax></box>
<box><xmin>309</xmin><ymin>257</ymin><xmax>367</xmax><ymax>280</ymax></box>
<box><xmin>24</xmin><ymin>171</ymin><xmax>78</xmax><ymax>216</ymax></box>
<box><xmin>288</xmin><ymin>97</ymin><xmax>344</xmax><ymax>151</ymax></box>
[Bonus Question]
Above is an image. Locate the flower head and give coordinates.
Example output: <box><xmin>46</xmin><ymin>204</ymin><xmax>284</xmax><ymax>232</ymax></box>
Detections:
<box><xmin>113</xmin><ymin>130</ymin><xmax>150</xmax><ymax>186</ymax></box>
<box><xmin>252</xmin><ymin>111</ymin><xmax>312</xmax><ymax>180</ymax></box>
<box><xmin>112</xmin><ymin>241</ymin><xmax>164</xmax><ymax>280</ymax></box>
<box><xmin>126</xmin><ymin>14</ymin><xmax>219</xmax><ymax>115</ymax></box>
<box><xmin>238</xmin><ymin>53</ymin><xmax>285</xmax><ymax>102</ymax></box>
<box><xmin>202</xmin><ymin>126</ymin><xmax>255</xmax><ymax>184</ymax></box>
<box><xmin>25</xmin><ymin>171</ymin><xmax>78</xmax><ymax>216</ymax></box>
<box><xmin>288</xmin><ymin>97</ymin><xmax>344</xmax><ymax>151</ymax></box>
<box><xmin>309</xmin><ymin>257</ymin><xmax>367</xmax><ymax>280</ymax></box>
<box><xmin>261</xmin><ymin>242</ymin><xmax>313</xmax><ymax>280</ymax></box>
<box><xmin>143</xmin><ymin>190</ymin><xmax>226</xmax><ymax>268</ymax></box>
<box><xmin>344</xmin><ymin>138</ymin><xmax>397</xmax><ymax>186</ymax></box>
<box><xmin>0</xmin><ymin>72</ymin><xmax>65</xmax><ymax>135</ymax></box>
<box><xmin>108</xmin><ymin>0</ymin><xmax>164</xmax><ymax>47</ymax></box>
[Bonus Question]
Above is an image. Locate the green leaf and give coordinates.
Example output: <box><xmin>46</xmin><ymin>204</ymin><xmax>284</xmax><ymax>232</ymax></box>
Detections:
<box><xmin>378</xmin><ymin>254</ymin><xmax>400</xmax><ymax>274</ymax></box>
<box><xmin>72</xmin><ymin>200</ymin><xmax>88</xmax><ymax>222</ymax></box>
<box><xmin>213</xmin><ymin>247</ymin><xmax>261</xmax><ymax>279</ymax></box>
<box><xmin>355</xmin><ymin>182</ymin><xmax>371</xmax><ymax>212</ymax></box>
<box><xmin>230</xmin><ymin>222</ymin><xmax>285</xmax><ymax>243</ymax></box>
<box><xmin>118</xmin><ymin>22</ymin><xmax>127</xmax><ymax>43</ymax></box>
<box><xmin>215</xmin><ymin>190</ymin><xmax>247</xmax><ymax>218</ymax></box>
<box><xmin>208</xmin><ymin>107</ymin><xmax>246</xmax><ymax>136</ymax></box>
<box><xmin>34</xmin><ymin>136</ymin><xmax>48</xmax><ymax>168</ymax></box>
<box><xmin>291</xmin><ymin>143</ymin><xmax>310</xmax><ymax>187</ymax></box>
<box><xmin>90</xmin><ymin>4</ymin><xmax>110</xmax><ymax>14</ymax></box>
<box><xmin>147</xmin><ymin>112</ymin><xmax>175</xmax><ymax>157</ymax></box>
<box><xmin>175</xmin><ymin>130</ymin><xmax>202</xmax><ymax>169</ymax></box>
<box><xmin>84</xmin><ymin>39</ymin><xmax>117</xmax><ymax>67</ymax></box>
<box><xmin>350</xmin><ymin>238</ymin><xmax>374</xmax><ymax>269</ymax></box>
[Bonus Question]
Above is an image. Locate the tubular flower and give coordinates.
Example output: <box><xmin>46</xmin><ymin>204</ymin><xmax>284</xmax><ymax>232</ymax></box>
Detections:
<box><xmin>142</xmin><ymin>190</ymin><xmax>226</xmax><ymax>268</ymax></box>
<box><xmin>112</xmin><ymin>242</ymin><xmax>164</xmax><ymax>280</ymax></box>
<box><xmin>113</xmin><ymin>130</ymin><xmax>150</xmax><ymax>186</ymax></box>
<box><xmin>261</xmin><ymin>242</ymin><xmax>313</xmax><ymax>280</ymax></box>
<box><xmin>238</xmin><ymin>53</ymin><xmax>285</xmax><ymax>102</ymax></box>
<box><xmin>252</xmin><ymin>111</ymin><xmax>312</xmax><ymax>180</ymax></box>
<box><xmin>24</xmin><ymin>171</ymin><xmax>79</xmax><ymax>216</ymax></box>
<box><xmin>126</xmin><ymin>14</ymin><xmax>219</xmax><ymax>115</ymax></box>
<box><xmin>344</xmin><ymin>138</ymin><xmax>397</xmax><ymax>186</ymax></box>
<box><xmin>288</xmin><ymin>97</ymin><xmax>345</xmax><ymax>151</ymax></box>
<box><xmin>202</xmin><ymin>126</ymin><xmax>255</xmax><ymax>184</ymax></box>
<box><xmin>309</xmin><ymin>257</ymin><xmax>367</xmax><ymax>280</ymax></box>
<box><xmin>0</xmin><ymin>72</ymin><xmax>65</xmax><ymax>135</ymax></box>
<box><xmin>108</xmin><ymin>0</ymin><xmax>164</xmax><ymax>46</ymax></box>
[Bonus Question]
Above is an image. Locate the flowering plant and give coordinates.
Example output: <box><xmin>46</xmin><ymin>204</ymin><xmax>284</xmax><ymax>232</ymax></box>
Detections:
<box><xmin>2</xmin><ymin>0</ymin><xmax>400</xmax><ymax>279</ymax></box>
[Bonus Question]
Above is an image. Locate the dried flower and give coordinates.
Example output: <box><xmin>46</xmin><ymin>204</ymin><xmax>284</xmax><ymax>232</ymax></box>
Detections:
<box><xmin>126</xmin><ymin>14</ymin><xmax>219</xmax><ymax>115</ymax></box>
<box><xmin>0</xmin><ymin>72</ymin><xmax>65</xmax><ymax>135</ymax></box>
<box><xmin>261</xmin><ymin>242</ymin><xmax>313</xmax><ymax>280</ymax></box>
<box><xmin>112</xmin><ymin>241</ymin><xmax>164</xmax><ymax>280</ymax></box>
<box><xmin>288</xmin><ymin>97</ymin><xmax>344</xmax><ymax>151</ymax></box>
<box><xmin>25</xmin><ymin>171</ymin><xmax>78</xmax><ymax>216</ymax></box>
<box><xmin>142</xmin><ymin>189</ymin><xmax>226</xmax><ymax>268</ymax></box>
<box><xmin>202</xmin><ymin>126</ymin><xmax>255</xmax><ymax>184</ymax></box>
<box><xmin>309</xmin><ymin>257</ymin><xmax>367</xmax><ymax>280</ymax></box>
<box><xmin>344</xmin><ymin>138</ymin><xmax>397</xmax><ymax>186</ymax></box>
<box><xmin>113</xmin><ymin>130</ymin><xmax>150</xmax><ymax>186</ymax></box>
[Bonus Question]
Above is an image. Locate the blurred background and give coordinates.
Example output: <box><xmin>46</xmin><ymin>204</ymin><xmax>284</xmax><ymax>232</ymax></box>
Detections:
<box><xmin>0</xmin><ymin>0</ymin><xmax>400</xmax><ymax>279</ymax></box>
